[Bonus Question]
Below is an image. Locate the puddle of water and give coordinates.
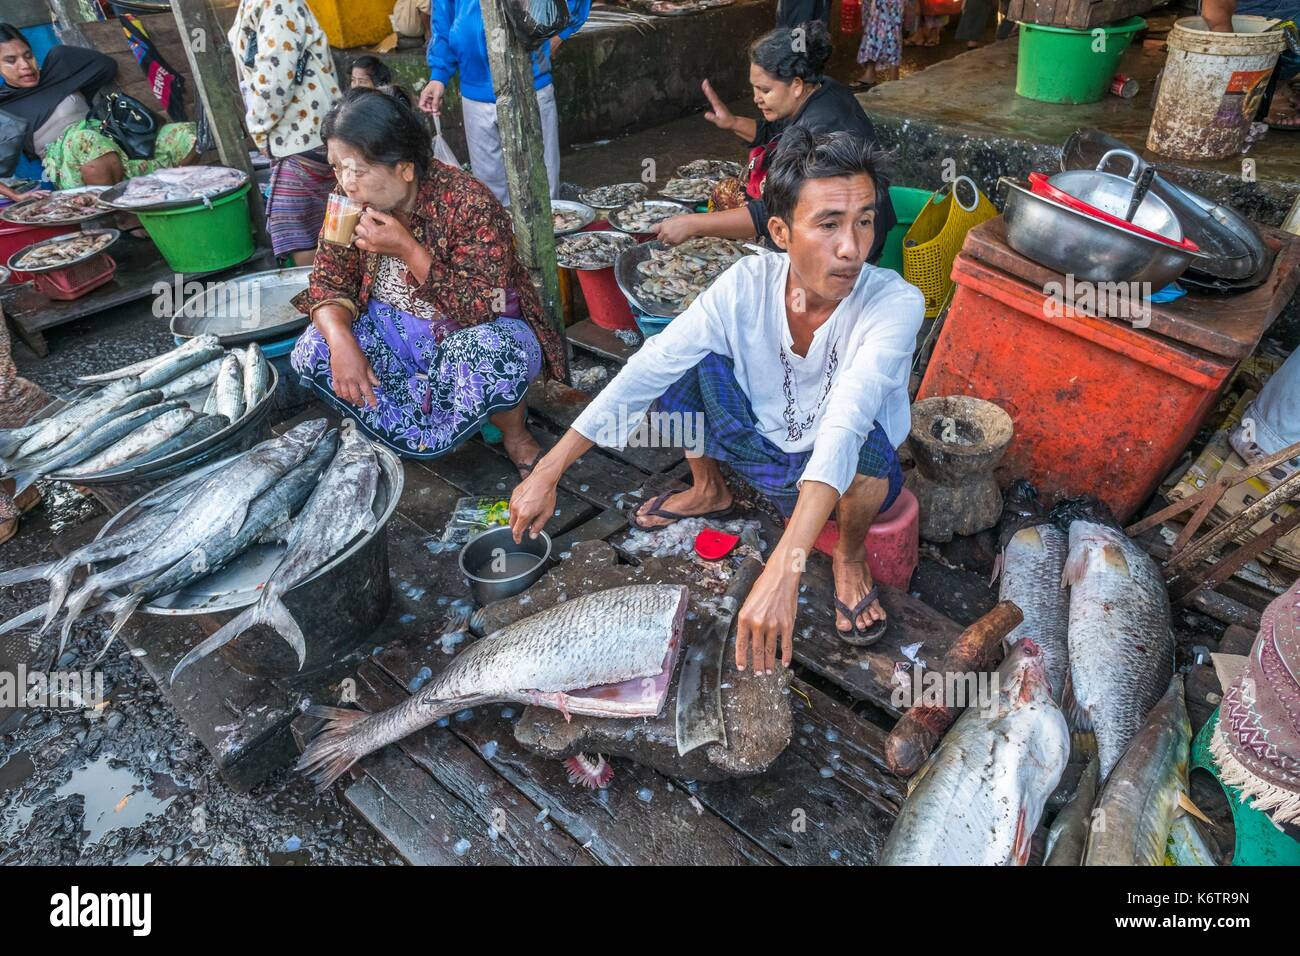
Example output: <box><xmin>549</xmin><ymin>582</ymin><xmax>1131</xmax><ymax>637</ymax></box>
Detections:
<box><xmin>54</xmin><ymin>756</ymin><xmax>175</xmax><ymax>846</ymax></box>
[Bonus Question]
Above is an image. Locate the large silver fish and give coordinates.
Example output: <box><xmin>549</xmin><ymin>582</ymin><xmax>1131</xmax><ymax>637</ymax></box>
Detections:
<box><xmin>999</xmin><ymin>523</ymin><xmax>1071</xmax><ymax>706</ymax></box>
<box><xmin>298</xmin><ymin>583</ymin><xmax>690</xmax><ymax>791</ymax></box>
<box><xmin>242</xmin><ymin>342</ymin><xmax>270</xmax><ymax>409</ymax></box>
<box><xmin>880</xmin><ymin>640</ymin><xmax>1070</xmax><ymax>866</ymax></box>
<box><xmin>212</xmin><ymin>354</ymin><xmax>245</xmax><ymax>422</ymax></box>
<box><xmin>74</xmin><ymin>334</ymin><xmax>221</xmax><ymax>384</ymax></box>
<box><xmin>169</xmin><ymin>423</ymin><xmax>379</xmax><ymax>680</ymax></box>
<box><xmin>58</xmin><ymin>407</ymin><xmax>198</xmax><ymax>477</ymax></box>
<box><xmin>1084</xmin><ymin>677</ymin><xmax>1192</xmax><ymax>866</ymax></box>
<box><xmin>158</xmin><ymin>356</ymin><xmax>223</xmax><ymax>399</ymax></box>
<box><xmin>55</xmin><ymin>420</ymin><xmax>328</xmax><ymax>642</ymax></box>
<box><xmin>1063</xmin><ymin>520</ymin><xmax>1175</xmax><ymax>781</ymax></box>
<box><xmin>3</xmin><ymin>376</ymin><xmax>144</xmax><ymax>460</ymax></box>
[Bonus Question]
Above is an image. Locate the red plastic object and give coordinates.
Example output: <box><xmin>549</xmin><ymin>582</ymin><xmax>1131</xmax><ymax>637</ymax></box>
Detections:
<box><xmin>917</xmin><ymin>253</ymin><xmax>1235</xmax><ymax>521</ymax></box>
<box><xmin>0</xmin><ymin>220</ymin><xmax>77</xmax><ymax>283</ymax></box>
<box><xmin>807</xmin><ymin>487</ymin><xmax>919</xmax><ymax>591</ymax></box>
<box><xmin>920</xmin><ymin>0</ymin><xmax>963</xmax><ymax>14</ymax></box>
<box><xmin>1026</xmin><ymin>172</ymin><xmax>1200</xmax><ymax>251</ymax></box>
<box><xmin>31</xmin><ymin>253</ymin><xmax>116</xmax><ymax>301</ymax></box>
<box><xmin>575</xmin><ymin>266</ymin><xmax>636</xmax><ymax>331</ymax></box>
<box><xmin>694</xmin><ymin>528</ymin><xmax>740</xmax><ymax>561</ymax></box>
<box><xmin>840</xmin><ymin>0</ymin><xmax>861</xmax><ymax>33</ymax></box>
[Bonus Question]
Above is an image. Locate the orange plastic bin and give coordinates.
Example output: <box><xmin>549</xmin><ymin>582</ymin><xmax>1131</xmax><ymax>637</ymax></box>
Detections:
<box><xmin>918</xmin><ymin>253</ymin><xmax>1236</xmax><ymax>522</ymax></box>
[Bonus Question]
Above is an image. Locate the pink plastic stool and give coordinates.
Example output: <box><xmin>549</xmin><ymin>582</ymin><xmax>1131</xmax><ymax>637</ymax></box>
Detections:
<box><xmin>807</xmin><ymin>487</ymin><xmax>919</xmax><ymax>591</ymax></box>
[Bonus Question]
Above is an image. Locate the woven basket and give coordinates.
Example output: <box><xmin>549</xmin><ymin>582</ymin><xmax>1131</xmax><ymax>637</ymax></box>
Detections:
<box><xmin>903</xmin><ymin>176</ymin><xmax>997</xmax><ymax>318</ymax></box>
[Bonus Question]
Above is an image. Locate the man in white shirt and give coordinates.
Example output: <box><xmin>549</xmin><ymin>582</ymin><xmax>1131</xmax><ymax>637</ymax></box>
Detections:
<box><xmin>509</xmin><ymin>128</ymin><xmax>923</xmax><ymax>677</ymax></box>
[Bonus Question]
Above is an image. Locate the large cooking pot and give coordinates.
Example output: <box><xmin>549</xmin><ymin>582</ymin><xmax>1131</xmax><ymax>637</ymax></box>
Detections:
<box><xmin>999</xmin><ymin>177</ymin><xmax>1208</xmax><ymax>289</ymax></box>
<box><xmin>1048</xmin><ymin>149</ymin><xmax>1184</xmax><ymax>242</ymax></box>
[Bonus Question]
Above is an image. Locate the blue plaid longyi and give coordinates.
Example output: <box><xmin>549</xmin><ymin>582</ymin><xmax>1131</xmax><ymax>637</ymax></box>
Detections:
<box><xmin>653</xmin><ymin>353</ymin><xmax>902</xmax><ymax>516</ymax></box>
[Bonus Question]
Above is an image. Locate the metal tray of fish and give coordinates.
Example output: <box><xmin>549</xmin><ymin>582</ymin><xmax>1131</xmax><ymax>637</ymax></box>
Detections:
<box><xmin>46</xmin><ymin>363</ymin><xmax>279</xmax><ymax>485</ymax></box>
<box><xmin>0</xmin><ymin>186</ymin><xmax>113</xmax><ymax>225</ymax></box>
<box><xmin>556</xmin><ymin>229</ymin><xmax>637</xmax><ymax>270</ymax></box>
<box><xmin>577</xmin><ymin>182</ymin><xmax>648</xmax><ymax>211</ymax></box>
<box><xmin>552</xmin><ymin>199</ymin><xmax>597</xmax><ymax>236</ymax></box>
<box><xmin>675</xmin><ymin>159</ymin><xmax>742</xmax><ymax>180</ymax></box>
<box><xmin>614</xmin><ymin>237</ymin><xmax>754</xmax><ymax>317</ymax></box>
<box><xmin>99</xmin><ymin>168</ymin><xmax>249</xmax><ymax>212</ymax></box>
<box><xmin>6</xmin><ymin>228</ymin><xmax>119</xmax><ymax>274</ymax></box>
<box><xmin>92</xmin><ymin>440</ymin><xmax>403</xmax><ymax>615</ymax></box>
<box><xmin>659</xmin><ymin>177</ymin><xmax>715</xmax><ymax>203</ymax></box>
<box><xmin>170</xmin><ymin>267</ymin><xmax>312</xmax><ymax>346</ymax></box>
<box><xmin>606</xmin><ymin>199</ymin><xmax>689</xmax><ymax>234</ymax></box>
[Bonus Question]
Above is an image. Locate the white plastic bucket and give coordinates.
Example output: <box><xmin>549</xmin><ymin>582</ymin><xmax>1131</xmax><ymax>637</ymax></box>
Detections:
<box><xmin>1147</xmin><ymin>16</ymin><xmax>1286</xmax><ymax>160</ymax></box>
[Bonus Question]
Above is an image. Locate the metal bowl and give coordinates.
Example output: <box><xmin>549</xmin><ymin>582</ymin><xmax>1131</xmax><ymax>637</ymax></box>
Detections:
<box><xmin>99</xmin><ymin>169</ymin><xmax>249</xmax><ymax>212</ymax></box>
<box><xmin>459</xmin><ymin>525</ymin><xmax>552</xmax><ymax>605</ymax></box>
<box><xmin>0</xmin><ymin>186</ymin><xmax>112</xmax><ymax>226</ymax></box>
<box><xmin>577</xmin><ymin>182</ymin><xmax>648</xmax><ymax>212</ymax></box>
<box><xmin>555</xmin><ymin>229</ymin><xmax>637</xmax><ymax>271</ymax></box>
<box><xmin>1047</xmin><ymin>149</ymin><xmax>1183</xmax><ymax>241</ymax></box>
<box><xmin>999</xmin><ymin>178</ymin><xmax>1206</xmax><ymax>288</ymax></box>
<box><xmin>170</xmin><ymin>266</ymin><xmax>312</xmax><ymax>346</ymax></box>
<box><xmin>47</xmin><ymin>363</ymin><xmax>279</xmax><ymax>487</ymax></box>
<box><xmin>551</xmin><ymin>199</ymin><xmax>597</xmax><ymax>236</ymax></box>
<box><xmin>6</xmin><ymin>227</ymin><xmax>120</xmax><ymax>274</ymax></box>
<box><xmin>606</xmin><ymin>199</ymin><xmax>690</xmax><ymax>235</ymax></box>
<box><xmin>94</xmin><ymin>438</ymin><xmax>403</xmax><ymax>616</ymax></box>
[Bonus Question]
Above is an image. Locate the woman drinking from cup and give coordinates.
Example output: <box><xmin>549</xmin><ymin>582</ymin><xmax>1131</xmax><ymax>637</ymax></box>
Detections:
<box><xmin>656</xmin><ymin>21</ymin><xmax>894</xmax><ymax>252</ymax></box>
<box><xmin>289</xmin><ymin>89</ymin><xmax>563</xmax><ymax>473</ymax></box>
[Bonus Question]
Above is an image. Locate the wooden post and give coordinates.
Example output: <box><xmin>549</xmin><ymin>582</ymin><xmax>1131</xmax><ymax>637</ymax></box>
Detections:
<box><xmin>171</xmin><ymin>0</ymin><xmax>271</xmax><ymax>251</ymax></box>
<box><xmin>479</xmin><ymin>0</ymin><xmax>569</xmax><ymax>382</ymax></box>
<box><xmin>45</xmin><ymin>0</ymin><xmax>95</xmax><ymax>45</ymax></box>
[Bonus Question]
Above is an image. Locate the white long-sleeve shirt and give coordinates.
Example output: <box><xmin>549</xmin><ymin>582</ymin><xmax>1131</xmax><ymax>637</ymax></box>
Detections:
<box><xmin>573</xmin><ymin>253</ymin><xmax>924</xmax><ymax>496</ymax></box>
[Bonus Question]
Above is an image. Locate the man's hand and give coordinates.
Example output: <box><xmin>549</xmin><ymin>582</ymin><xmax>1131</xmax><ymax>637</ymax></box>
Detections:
<box><xmin>550</xmin><ymin>36</ymin><xmax>563</xmax><ymax>56</ymax></box>
<box><xmin>329</xmin><ymin>337</ymin><xmax>380</xmax><ymax>409</ymax></box>
<box><xmin>653</xmin><ymin>214</ymin><xmax>698</xmax><ymax>246</ymax></box>
<box><xmin>734</xmin><ymin>561</ymin><xmax>798</xmax><ymax>675</ymax></box>
<box><xmin>419</xmin><ymin>79</ymin><xmax>446</xmax><ymax>115</ymax></box>
<box><xmin>702</xmin><ymin>79</ymin><xmax>735</xmax><ymax>132</ymax></box>
<box><xmin>509</xmin><ymin>468</ymin><xmax>558</xmax><ymax>543</ymax></box>
<box><xmin>355</xmin><ymin>208</ymin><xmax>415</xmax><ymax>258</ymax></box>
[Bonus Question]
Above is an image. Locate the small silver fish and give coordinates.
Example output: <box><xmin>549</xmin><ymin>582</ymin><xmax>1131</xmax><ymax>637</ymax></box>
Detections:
<box><xmin>242</xmin><ymin>342</ymin><xmax>270</xmax><ymax>409</ymax></box>
<box><xmin>61</xmin><ymin>407</ymin><xmax>198</xmax><ymax>476</ymax></box>
<box><xmin>213</xmin><ymin>354</ymin><xmax>245</xmax><ymax>422</ymax></box>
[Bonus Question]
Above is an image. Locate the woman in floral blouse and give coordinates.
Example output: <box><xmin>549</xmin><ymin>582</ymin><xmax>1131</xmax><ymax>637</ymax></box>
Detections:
<box><xmin>290</xmin><ymin>89</ymin><xmax>563</xmax><ymax>471</ymax></box>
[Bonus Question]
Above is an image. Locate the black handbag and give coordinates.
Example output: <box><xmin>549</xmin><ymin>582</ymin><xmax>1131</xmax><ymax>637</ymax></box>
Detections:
<box><xmin>91</xmin><ymin>90</ymin><xmax>161</xmax><ymax>160</ymax></box>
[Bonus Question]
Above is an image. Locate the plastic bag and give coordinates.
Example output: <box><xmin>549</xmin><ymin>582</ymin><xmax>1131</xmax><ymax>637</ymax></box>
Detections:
<box><xmin>439</xmin><ymin>496</ymin><xmax>511</xmax><ymax>544</ymax></box>
<box><xmin>432</xmin><ymin>113</ymin><xmax>463</xmax><ymax>170</ymax></box>
<box><xmin>503</xmin><ymin>0</ymin><xmax>570</xmax><ymax>50</ymax></box>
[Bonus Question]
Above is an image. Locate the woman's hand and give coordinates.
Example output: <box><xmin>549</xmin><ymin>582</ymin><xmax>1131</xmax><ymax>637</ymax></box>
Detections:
<box><xmin>653</xmin><ymin>214</ymin><xmax>699</xmax><ymax>246</ymax></box>
<box><xmin>354</xmin><ymin>208</ymin><xmax>415</xmax><ymax>258</ymax></box>
<box><xmin>419</xmin><ymin>79</ymin><xmax>446</xmax><ymax>115</ymax></box>
<box><xmin>508</xmin><ymin>467</ymin><xmax>559</xmax><ymax>543</ymax></box>
<box><xmin>702</xmin><ymin>79</ymin><xmax>736</xmax><ymax>132</ymax></box>
<box><xmin>734</xmin><ymin>560</ymin><xmax>799</xmax><ymax>675</ymax></box>
<box><xmin>329</xmin><ymin>336</ymin><xmax>380</xmax><ymax>409</ymax></box>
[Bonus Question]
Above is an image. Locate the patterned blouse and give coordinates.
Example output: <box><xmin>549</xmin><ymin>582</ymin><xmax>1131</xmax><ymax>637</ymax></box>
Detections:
<box><xmin>291</xmin><ymin>162</ymin><xmax>564</xmax><ymax>381</ymax></box>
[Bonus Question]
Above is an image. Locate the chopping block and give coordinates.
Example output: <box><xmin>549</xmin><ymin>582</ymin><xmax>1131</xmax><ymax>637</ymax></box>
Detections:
<box><xmin>470</xmin><ymin>541</ymin><xmax>792</xmax><ymax>782</ymax></box>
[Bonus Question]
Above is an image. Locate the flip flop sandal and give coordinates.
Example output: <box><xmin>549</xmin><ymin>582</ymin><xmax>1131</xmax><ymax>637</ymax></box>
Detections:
<box><xmin>514</xmin><ymin>450</ymin><xmax>544</xmax><ymax>480</ymax></box>
<box><xmin>632</xmin><ymin>491</ymin><xmax>734</xmax><ymax>530</ymax></box>
<box><xmin>0</xmin><ymin>518</ymin><xmax>16</xmax><ymax>546</ymax></box>
<box><xmin>834</xmin><ymin>587</ymin><xmax>888</xmax><ymax>647</ymax></box>
<box><xmin>0</xmin><ymin>480</ymin><xmax>40</xmax><ymax>514</ymax></box>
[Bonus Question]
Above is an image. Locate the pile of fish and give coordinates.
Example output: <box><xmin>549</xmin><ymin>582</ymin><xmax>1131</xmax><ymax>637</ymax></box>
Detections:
<box><xmin>298</xmin><ymin>583</ymin><xmax>689</xmax><ymax>790</ymax></box>
<box><xmin>659</xmin><ymin>177</ymin><xmax>714</xmax><ymax>203</ymax></box>
<box><xmin>578</xmin><ymin>182</ymin><xmax>646</xmax><ymax>208</ymax></box>
<box><xmin>676</xmin><ymin>159</ymin><xmax>742</xmax><ymax>180</ymax></box>
<box><xmin>882</xmin><ymin>485</ymin><xmax>1192</xmax><ymax>866</ymax></box>
<box><xmin>113</xmin><ymin>166</ymin><xmax>246</xmax><ymax>208</ymax></box>
<box><xmin>635</xmin><ymin>236</ymin><xmax>750</xmax><ymax>311</ymax></box>
<box><xmin>552</xmin><ymin>209</ymin><xmax>587</xmax><ymax>234</ymax></box>
<box><xmin>11</xmin><ymin>231</ymin><xmax>115</xmax><ymax>270</ymax></box>
<box><xmin>0</xmin><ymin>420</ymin><xmax>382</xmax><ymax>673</ymax></box>
<box><xmin>0</xmin><ymin>335</ymin><xmax>270</xmax><ymax>493</ymax></box>
<box><xmin>608</xmin><ymin>200</ymin><xmax>685</xmax><ymax>233</ymax></box>
<box><xmin>556</xmin><ymin>230</ymin><xmax>636</xmax><ymax>270</ymax></box>
<box><xmin>3</xmin><ymin>188</ymin><xmax>109</xmax><ymax>224</ymax></box>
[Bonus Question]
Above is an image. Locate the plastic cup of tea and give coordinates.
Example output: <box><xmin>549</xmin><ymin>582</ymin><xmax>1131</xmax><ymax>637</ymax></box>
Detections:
<box><xmin>323</xmin><ymin>194</ymin><xmax>364</xmax><ymax>246</ymax></box>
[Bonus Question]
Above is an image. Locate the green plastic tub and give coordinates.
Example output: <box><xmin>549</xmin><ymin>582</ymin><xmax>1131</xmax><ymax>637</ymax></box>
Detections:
<box><xmin>878</xmin><ymin>186</ymin><xmax>933</xmax><ymax>275</ymax></box>
<box><xmin>135</xmin><ymin>183</ymin><xmax>255</xmax><ymax>274</ymax></box>
<box><xmin>1016</xmin><ymin>17</ymin><xmax>1146</xmax><ymax>104</ymax></box>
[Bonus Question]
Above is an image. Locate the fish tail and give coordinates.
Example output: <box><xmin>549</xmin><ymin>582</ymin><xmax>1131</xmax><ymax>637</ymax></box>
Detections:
<box><xmin>0</xmin><ymin>605</ymin><xmax>47</xmax><ymax>636</ymax></box>
<box><xmin>92</xmin><ymin>594</ymin><xmax>144</xmax><ymax>663</ymax></box>
<box><xmin>249</xmin><ymin>595</ymin><xmax>307</xmax><ymax>671</ymax></box>
<box><xmin>297</xmin><ymin>706</ymin><xmax>375</xmax><ymax>791</ymax></box>
<box><xmin>0</xmin><ymin>430</ymin><xmax>30</xmax><ymax>460</ymax></box>
<box><xmin>55</xmin><ymin>583</ymin><xmax>98</xmax><ymax>653</ymax></box>
<box><xmin>169</xmin><ymin>608</ymin><xmax>256</xmax><ymax>684</ymax></box>
<box><xmin>9</xmin><ymin>464</ymin><xmax>43</xmax><ymax>498</ymax></box>
<box><xmin>40</xmin><ymin>565</ymin><xmax>76</xmax><ymax>633</ymax></box>
<box><xmin>1061</xmin><ymin>541</ymin><xmax>1090</xmax><ymax>587</ymax></box>
<box><xmin>0</xmin><ymin>559</ymin><xmax>57</xmax><ymax>587</ymax></box>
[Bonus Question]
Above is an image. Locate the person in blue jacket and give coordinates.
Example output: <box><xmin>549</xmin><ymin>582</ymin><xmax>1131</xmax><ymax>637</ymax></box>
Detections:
<box><xmin>418</xmin><ymin>0</ymin><xmax>590</xmax><ymax>205</ymax></box>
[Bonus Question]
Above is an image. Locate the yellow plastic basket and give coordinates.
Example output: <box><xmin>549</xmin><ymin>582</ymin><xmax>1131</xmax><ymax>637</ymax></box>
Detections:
<box><xmin>902</xmin><ymin>176</ymin><xmax>997</xmax><ymax>318</ymax></box>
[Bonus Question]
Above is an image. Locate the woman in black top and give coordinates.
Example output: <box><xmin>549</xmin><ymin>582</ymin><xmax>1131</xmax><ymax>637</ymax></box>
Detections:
<box><xmin>655</xmin><ymin>21</ymin><xmax>895</xmax><ymax>259</ymax></box>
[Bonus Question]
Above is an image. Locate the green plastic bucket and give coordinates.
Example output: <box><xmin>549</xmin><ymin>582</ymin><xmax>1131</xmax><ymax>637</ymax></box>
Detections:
<box><xmin>878</xmin><ymin>186</ymin><xmax>932</xmax><ymax>275</ymax></box>
<box><xmin>135</xmin><ymin>183</ymin><xmax>255</xmax><ymax>274</ymax></box>
<box><xmin>1016</xmin><ymin>17</ymin><xmax>1146</xmax><ymax>104</ymax></box>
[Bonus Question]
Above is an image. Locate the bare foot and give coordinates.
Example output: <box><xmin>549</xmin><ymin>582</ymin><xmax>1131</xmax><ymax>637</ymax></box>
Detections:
<box><xmin>0</xmin><ymin>517</ymin><xmax>16</xmax><ymax>546</ymax></box>
<box><xmin>502</xmin><ymin>431</ymin><xmax>543</xmax><ymax>479</ymax></box>
<box><xmin>633</xmin><ymin>482</ymin><xmax>732</xmax><ymax>530</ymax></box>
<box><xmin>831</xmin><ymin>551</ymin><xmax>886</xmax><ymax>633</ymax></box>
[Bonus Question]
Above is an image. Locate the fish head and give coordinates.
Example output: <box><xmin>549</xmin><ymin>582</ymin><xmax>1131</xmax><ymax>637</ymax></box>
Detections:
<box><xmin>998</xmin><ymin>639</ymin><xmax>1057</xmax><ymax>709</ymax></box>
